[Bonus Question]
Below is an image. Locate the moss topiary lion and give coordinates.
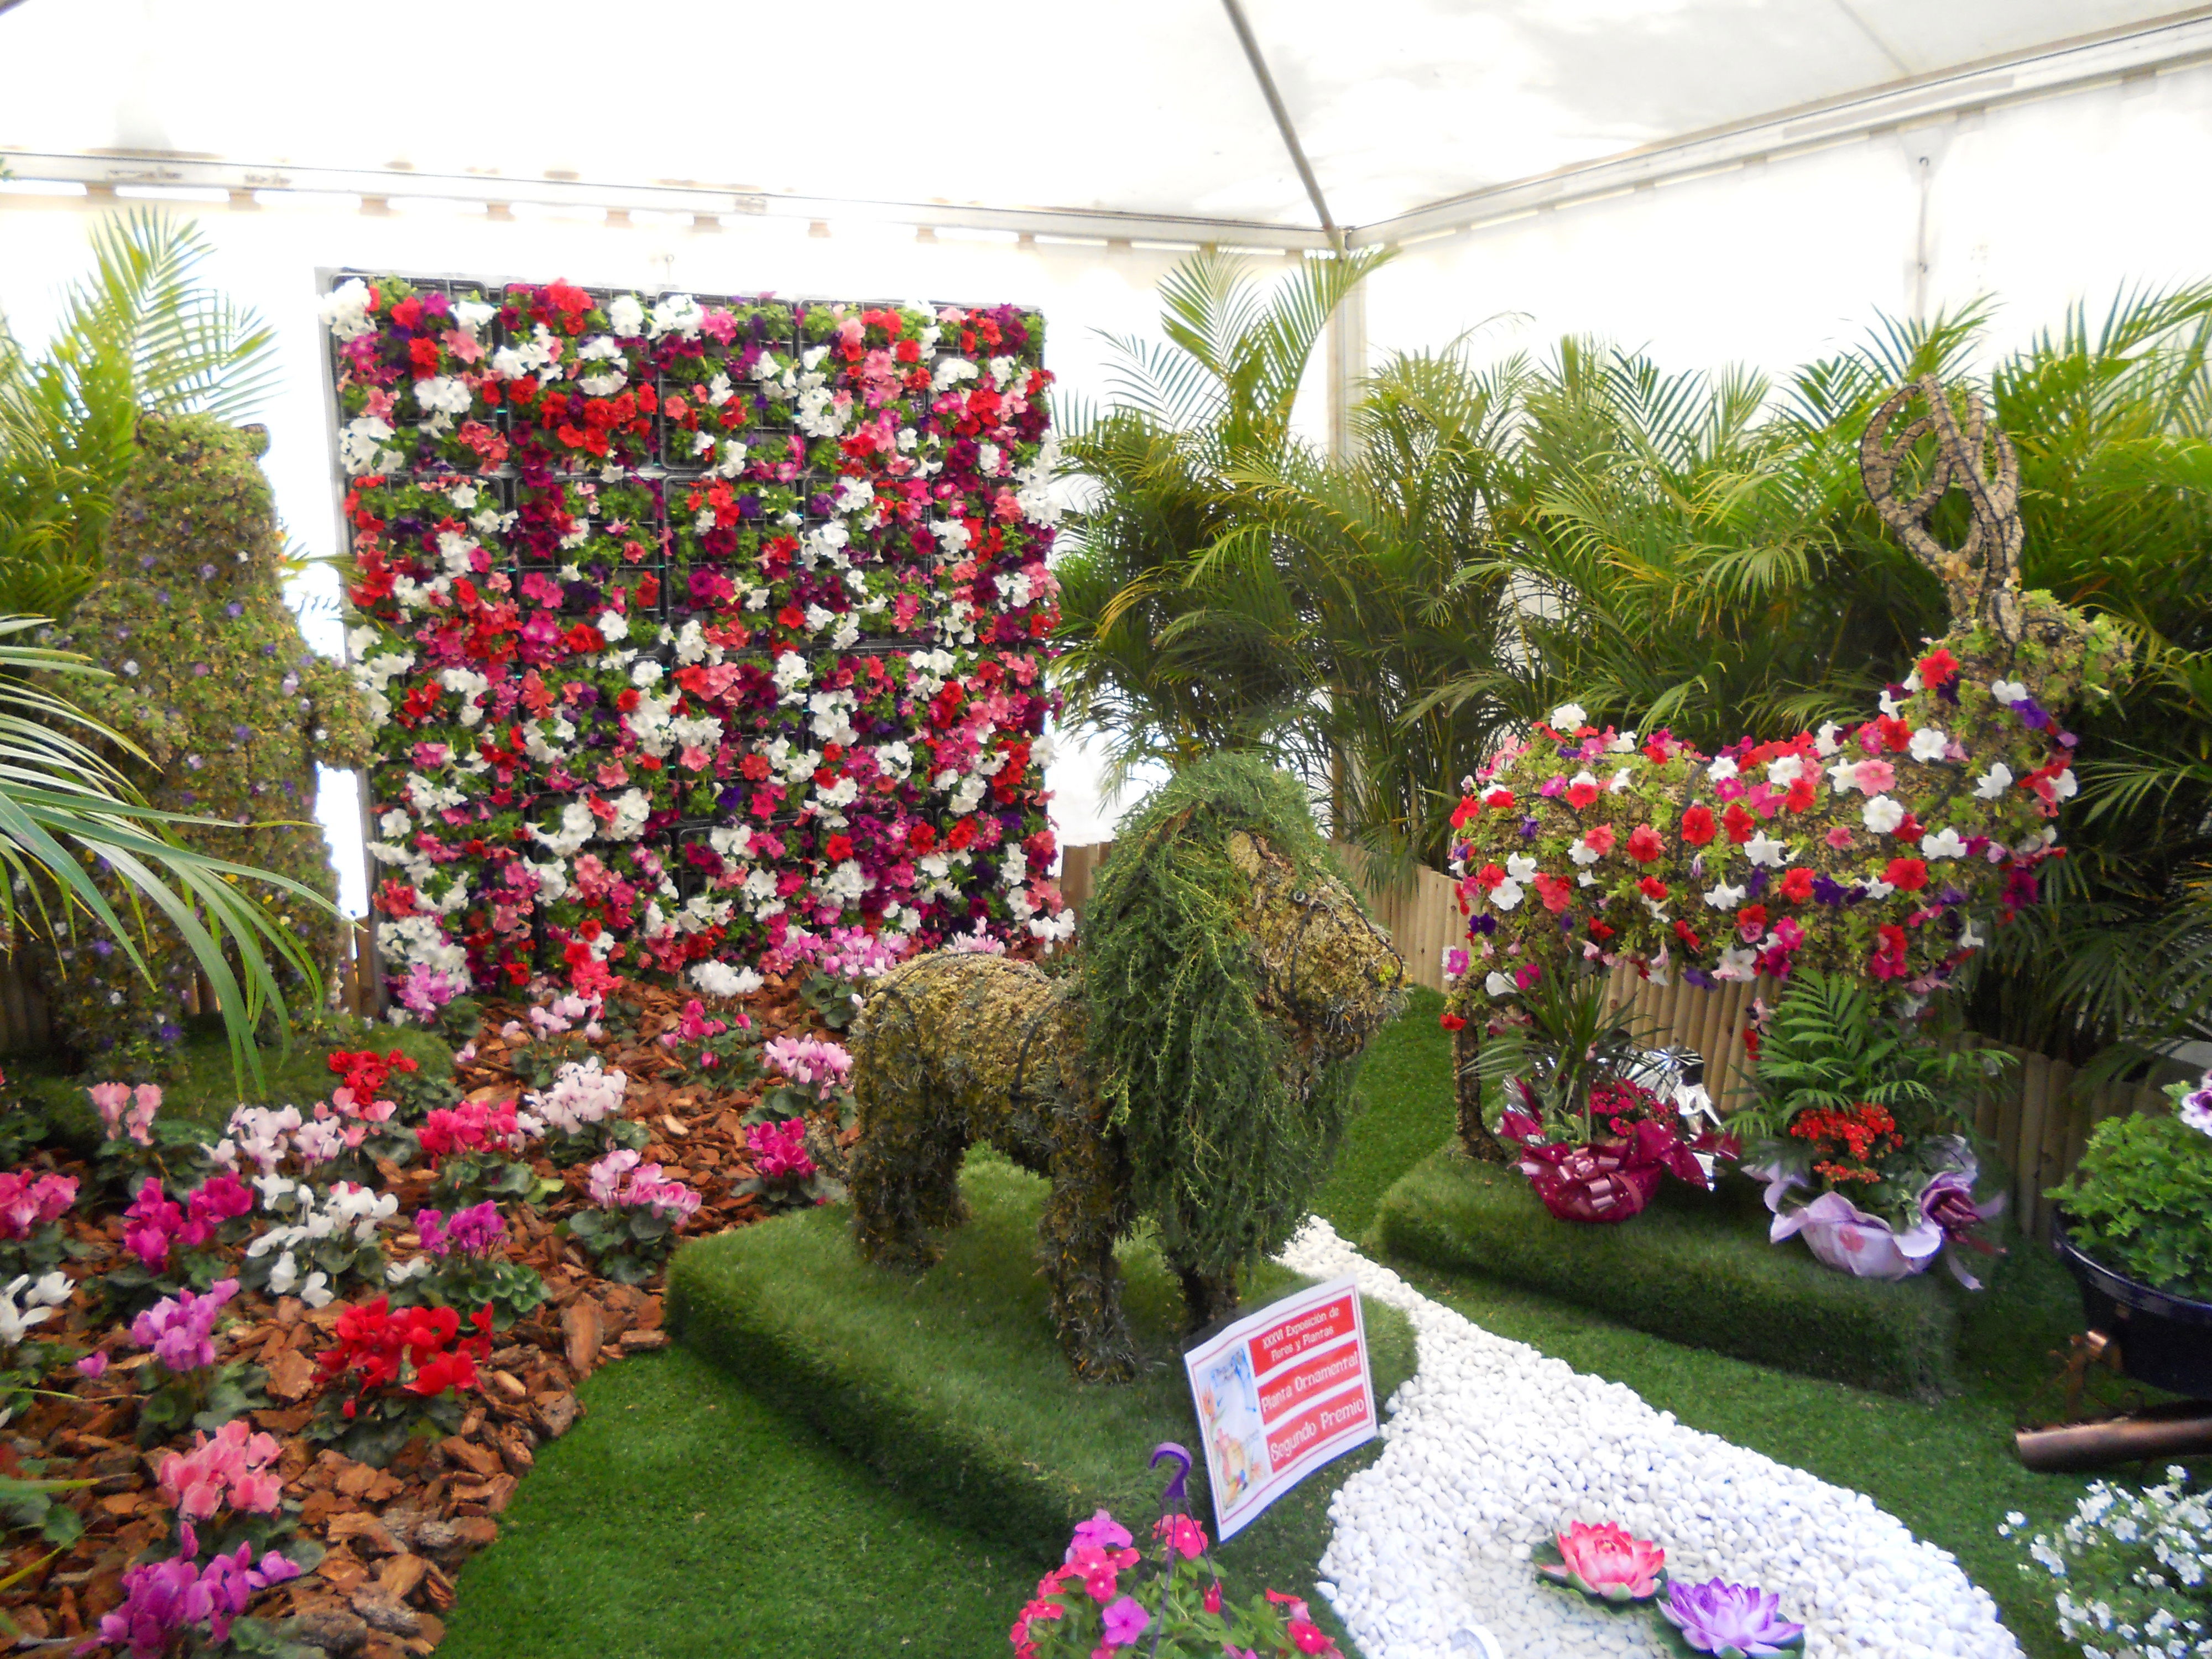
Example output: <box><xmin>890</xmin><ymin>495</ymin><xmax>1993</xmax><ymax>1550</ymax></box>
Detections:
<box><xmin>848</xmin><ymin>754</ymin><xmax>1407</xmax><ymax>1382</ymax></box>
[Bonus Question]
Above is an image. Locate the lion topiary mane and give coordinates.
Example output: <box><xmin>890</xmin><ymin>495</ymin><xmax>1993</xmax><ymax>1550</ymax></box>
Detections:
<box><xmin>1082</xmin><ymin>754</ymin><xmax>1371</xmax><ymax>1289</ymax></box>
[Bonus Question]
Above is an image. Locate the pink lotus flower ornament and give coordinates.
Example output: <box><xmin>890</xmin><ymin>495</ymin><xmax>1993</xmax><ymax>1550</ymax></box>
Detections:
<box><xmin>1535</xmin><ymin>1520</ymin><xmax>1666</xmax><ymax>1604</ymax></box>
<box><xmin>1661</xmin><ymin>1577</ymin><xmax>1806</xmax><ymax>1656</ymax></box>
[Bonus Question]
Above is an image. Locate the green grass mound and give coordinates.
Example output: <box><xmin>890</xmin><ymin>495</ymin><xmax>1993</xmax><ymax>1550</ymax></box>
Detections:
<box><xmin>1371</xmin><ymin>1141</ymin><xmax>1976</xmax><ymax>1399</ymax></box>
<box><xmin>667</xmin><ymin>1150</ymin><xmax>1416</xmax><ymax>1597</ymax></box>
<box><xmin>17</xmin><ymin>1014</ymin><xmax>453</xmax><ymax>1150</ymax></box>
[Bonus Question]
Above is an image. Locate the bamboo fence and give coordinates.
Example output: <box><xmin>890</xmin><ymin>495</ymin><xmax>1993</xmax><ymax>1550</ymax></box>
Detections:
<box><xmin>1057</xmin><ymin>839</ymin><xmax>2174</xmax><ymax>1238</ymax></box>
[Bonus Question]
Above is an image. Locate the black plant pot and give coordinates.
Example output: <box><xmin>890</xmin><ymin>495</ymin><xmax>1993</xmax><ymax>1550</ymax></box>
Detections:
<box><xmin>2053</xmin><ymin>1212</ymin><xmax>2212</xmax><ymax>1401</ymax></box>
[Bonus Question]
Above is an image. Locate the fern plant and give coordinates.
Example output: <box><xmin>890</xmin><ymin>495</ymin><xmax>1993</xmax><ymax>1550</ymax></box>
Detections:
<box><xmin>1740</xmin><ymin>972</ymin><xmax>2012</xmax><ymax>1220</ymax></box>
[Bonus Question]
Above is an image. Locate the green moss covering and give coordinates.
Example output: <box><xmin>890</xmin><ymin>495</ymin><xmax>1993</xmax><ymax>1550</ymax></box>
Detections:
<box><xmin>668</xmin><ymin>1150</ymin><xmax>1415</xmax><ymax>1597</ymax></box>
<box><xmin>1370</xmin><ymin>1141</ymin><xmax>1974</xmax><ymax>1399</ymax></box>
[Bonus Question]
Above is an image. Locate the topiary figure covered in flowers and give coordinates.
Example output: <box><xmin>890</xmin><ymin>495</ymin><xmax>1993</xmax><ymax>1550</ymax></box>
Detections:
<box><xmin>38</xmin><ymin>412</ymin><xmax>372</xmax><ymax>1076</ymax></box>
<box><xmin>1443</xmin><ymin>377</ymin><xmax>2132</xmax><ymax>1157</ymax></box>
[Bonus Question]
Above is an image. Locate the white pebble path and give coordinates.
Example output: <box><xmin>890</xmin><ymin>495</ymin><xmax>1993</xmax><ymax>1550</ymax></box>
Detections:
<box><xmin>1276</xmin><ymin>1219</ymin><xmax>2020</xmax><ymax>1659</ymax></box>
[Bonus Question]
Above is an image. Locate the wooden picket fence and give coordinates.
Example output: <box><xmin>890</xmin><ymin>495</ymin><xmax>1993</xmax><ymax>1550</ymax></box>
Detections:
<box><xmin>1058</xmin><ymin>839</ymin><xmax>2177</xmax><ymax>1239</ymax></box>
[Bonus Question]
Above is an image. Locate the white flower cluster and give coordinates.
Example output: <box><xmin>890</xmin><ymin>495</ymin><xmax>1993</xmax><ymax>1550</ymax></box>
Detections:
<box><xmin>1</xmin><ymin>1271</ymin><xmax>72</xmax><ymax>1349</ymax></box>
<box><xmin>244</xmin><ymin>1178</ymin><xmax>394</xmax><ymax>1306</ymax></box>
<box><xmin>527</xmin><ymin>1057</ymin><xmax>630</xmax><ymax>1137</ymax></box>
<box><xmin>2006</xmin><ymin>1469</ymin><xmax>2212</xmax><ymax>1659</ymax></box>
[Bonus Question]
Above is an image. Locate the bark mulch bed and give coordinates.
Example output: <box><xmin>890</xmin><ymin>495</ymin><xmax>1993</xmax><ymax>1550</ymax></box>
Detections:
<box><xmin>4</xmin><ymin>974</ymin><xmax>854</xmax><ymax>1656</ymax></box>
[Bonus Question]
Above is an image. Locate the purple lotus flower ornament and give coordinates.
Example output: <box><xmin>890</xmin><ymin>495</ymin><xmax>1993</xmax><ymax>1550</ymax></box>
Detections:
<box><xmin>1660</xmin><ymin>1577</ymin><xmax>1805</xmax><ymax>1656</ymax></box>
<box><xmin>1533</xmin><ymin>1521</ymin><xmax>1666</xmax><ymax>1605</ymax></box>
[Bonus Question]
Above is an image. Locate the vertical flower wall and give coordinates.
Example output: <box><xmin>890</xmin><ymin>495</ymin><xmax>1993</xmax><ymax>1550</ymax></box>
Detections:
<box><xmin>322</xmin><ymin>275</ymin><xmax>1070</xmax><ymax>1016</ymax></box>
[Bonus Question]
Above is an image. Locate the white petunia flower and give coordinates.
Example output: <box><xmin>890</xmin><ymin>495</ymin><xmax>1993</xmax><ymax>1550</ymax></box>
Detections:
<box><xmin>1861</xmin><ymin>795</ymin><xmax>1906</xmax><ymax>834</ymax></box>
<box><xmin>1921</xmin><ymin>827</ymin><xmax>1968</xmax><ymax>860</ymax></box>
<box><xmin>1744</xmin><ymin>832</ymin><xmax>1788</xmax><ymax>868</ymax></box>
<box><xmin>1505</xmin><ymin>853</ymin><xmax>1538</xmax><ymax>883</ymax></box>
<box><xmin>1484</xmin><ymin>972</ymin><xmax>1514</xmax><ymax>998</ymax></box>
<box><xmin>1766</xmin><ymin>755</ymin><xmax>1805</xmax><ymax>786</ymax></box>
<box><xmin>1813</xmin><ymin>721</ymin><xmax>1842</xmax><ymax>757</ymax></box>
<box><xmin>1908</xmin><ymin>727</ymin><xmax>1948</xmax><ymax>763</ymax></box>
<box><xmin>1703</xmin><ymin>881</ymin><xmax>1745</xmax><ymax>911</ymax></box>
<box><xmin>1973</xmin><ymin>763</ymin><xmax>2014</xmax><ymax>800</ymax></box>
<box><xmin>1490</xmin><ymin>880</ymin><xmax>1525</xmax><ymax>912</ymax></box>
<box><xmin>1707</xmin><ymin>757</ymin><xmax>1739</xmax><ymax>781</ymax></box>
<box><xmin>1551</xmin><ymin>702</ymin><xmax>1588</xmax><ymax>730</ymax></box>
<box><xmin>1991</xmin><ymin>679</ymin><xmax>2028</xmax><ymax>705</ymax></box>
<box><xmin>608</xmin><ymin>295</ymin><xmax>646</xmax><ymax>337</ymax></box>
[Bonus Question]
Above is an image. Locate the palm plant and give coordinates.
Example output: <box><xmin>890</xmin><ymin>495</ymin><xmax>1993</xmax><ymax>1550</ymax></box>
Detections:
<box><xmin>0</xmin><ymin>210</ymin><xmax>278</xmax><ymax>620</ymax></box>
<box><xmin>0</xmin><ymin>618</ymin><xmax>332</xmax><ymax>1087</ymax></box>
<box><xmin>1052</xmin><ymin>248</ymin><xmax>1390</xmax><ymax>791</ymax></box>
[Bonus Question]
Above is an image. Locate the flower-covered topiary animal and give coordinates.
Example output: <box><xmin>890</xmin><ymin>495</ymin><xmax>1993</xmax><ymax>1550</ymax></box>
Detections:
<box><xmin>1443</xmin><ymin>377</ymin><xmax>2132</xmax><ymax>1156</ymax></box>
<box><xmin>848</xmin><ymin>754</ymin><xmax>1406</xmax><ymax>1382</ymax></box>
<box><xmin>39</xmin><ymin>413</ymin><xmax>373</xmax><ymax>1075</ymax></box>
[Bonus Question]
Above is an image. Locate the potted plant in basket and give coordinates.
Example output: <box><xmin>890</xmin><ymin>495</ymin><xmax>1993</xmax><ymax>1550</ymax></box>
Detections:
<box><xmin>1477</xmin><ymin>971</ymin><xmax>1735</xmax><ymax>1224</ymax></box>
<box><xmin>2043</xmin><ymin>1072</ymin><xmax>2212</xmax><ymax>1397</ymax></box>
<box><xmin>1740</xmin><ymin>972</ymin><xmax>2010</xmax><ymax>1284</ymax></box>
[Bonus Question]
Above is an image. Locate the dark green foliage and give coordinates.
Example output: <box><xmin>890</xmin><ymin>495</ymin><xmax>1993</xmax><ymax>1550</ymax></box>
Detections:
<box><xmin>1083</xmin><ymin>754</ymin><xmax>1394</xmax><ymax>1285</ymax></box>
<box><xmin>392</xmin><ymin>1257</ymin><xmax>548</xmax><ymax>1333</ymax></box>
<box><xmin>668</xmin><ymin>1152</ymin><xmax>1414</xmax><ymax>1593</ymax></box>
<box><xmin>2046</xmin><ymin>1111</ymin><xmax>2212</xmax><ymax>1297</ymax></box>
<box><xmin>36</xmin><ymin>411</ymin><xmax>372</xmax><ymax>1078</ymax></box>
<box><xmin>565</xmin><ymin>1203</ymin><xmax>682</xmax><ymax>1285</ymax></box>
<box><xmin>1370</xmin><ymin>1144</ymin><xmax>1969</xmax><ymax>1398</ymax></box>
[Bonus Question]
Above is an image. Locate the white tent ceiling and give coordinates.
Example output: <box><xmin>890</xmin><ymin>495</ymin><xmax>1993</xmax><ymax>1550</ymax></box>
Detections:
<box><xmin>3</xmin><ymin>0</ymin><xmax>2206</xmax><ymax>244</ymax></box>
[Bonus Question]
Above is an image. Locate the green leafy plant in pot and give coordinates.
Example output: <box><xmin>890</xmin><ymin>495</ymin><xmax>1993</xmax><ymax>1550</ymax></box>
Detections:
<box><xmin>2044</xmin><ymin>1073</ymin><xmax>2212</xmax><ymax>1397</ymax></box>
<box><xmin>1739</xmin><ymin>972</ymin><xmax>2010</xmax><ymax>1284</ymax></box>
<box><xmin>1475</xmin><ymin>968</ymin><xmax>1734</xmax><ymax>1223</ymax></box>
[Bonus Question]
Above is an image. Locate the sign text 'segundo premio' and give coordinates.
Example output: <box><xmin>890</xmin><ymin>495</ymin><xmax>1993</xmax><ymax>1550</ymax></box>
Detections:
<box><xmin>1182</xmin><ymin>1277</ymin><xmax>1378</xmax><ymax>1540</ymax></box>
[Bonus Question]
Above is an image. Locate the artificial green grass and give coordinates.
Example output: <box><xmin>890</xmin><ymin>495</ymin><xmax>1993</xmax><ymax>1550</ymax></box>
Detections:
<box><xmin>436</xmin><ymin>1344</ymin><xmax>1035</xmax><ymax>1659</ymax></box>
<box><xmin>665</xmin><ymin>1151</ymin><xmax>1416</xmax><ymax>1609</ymax></box>
<box><xmin>15</xmin><ymin>1013</ymin><xmax>452</xmax><ymax>1149</ymax></box>
<box><xmin>1314</xmin><ymin>984</ymin><xmax>1455</xmax><ymax>1241</ymax></box>
<box><xmin>1372</xmin><ymin>1142</ymin><xmax>1970</xmax><ymax>1398</ymax></box>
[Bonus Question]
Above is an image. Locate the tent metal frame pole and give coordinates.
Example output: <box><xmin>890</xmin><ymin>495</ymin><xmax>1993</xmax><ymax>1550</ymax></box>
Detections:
<box><xmin>1217</xmin><ymin>0</ymin><xmax>1337</xmax><ymax>238</ymax></box>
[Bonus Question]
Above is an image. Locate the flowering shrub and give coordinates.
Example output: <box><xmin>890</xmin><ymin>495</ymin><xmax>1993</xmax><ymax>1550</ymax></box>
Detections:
<box><xmin>1013</xmin><ymin>1484</ymin><xmax>1342</xmax><ymax>1657</ymax></box>
<box><xmin>732</xmin><ymin>1119</ymin><xmax>844</xmax><ymax>1213</ymax></box>
<box><xmin>418</xmin><ymin>1098</ymin><xmax>544</xmax><ymax>1208</ymax></box>
<box><xmin>2047</xmin><ymin>1073</ymin><xmax>2212</xmax><ymax>1298</ymax></box>
<box><xmin>309</xmin><ymin>1295</ymin><xmax>493</xmax><ymax>1467</ymax></box>
<box><xmin>327</xmin><ymin>273</ymin><xmax>1073</xmax><ymax>1009</ymax></box>
<box><xmin>569</xmin><ymin>1150</ymin><xmax>702</xmax><ymax>1284</ymax></box>
<box><xmin>128</xmin><ymin>1280</ymin><xmax>268</xmax><ymax>1446</ymax></box>
<box><xmin>385</xmin><ymin>1202</ymin><xmax>547</xmax><ymax>1329</ymax></box>
<box><xmin>0</xmin><ymin>1167</ymin><xmax>76</xmax><ymax>1275</ymax></box>
<box><xmin>2006</xmin><ymin>1468</ymin><xmax>2212</xmax><ymax>1659</ymax></box>
<box><xmin>1442</xmin><ymin>610</ymin><xmax>2127</xmax><ymax>1026</ymax></box>
<box><xmin>525</xmin><ymin>1055</ymin><xmax>645</xmax><ymax>1162</ymax></box>
<box><xmin>95</xmin><ymin>1521</ymin><xmax>304</xmax><ymax>1659</ymax></box>
<box><xmin>237</xmin><ymin>1178</ymin><xmax>394</xmax><ymax>1306</ymax></box>
<box><xmin>656</xmin><ymin>998</ymin><xmax>761</xmax><ymax>1089</ymax></box>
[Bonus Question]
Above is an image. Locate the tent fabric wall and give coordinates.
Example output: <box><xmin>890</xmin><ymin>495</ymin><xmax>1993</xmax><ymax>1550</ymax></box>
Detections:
<box><xmin>1363</xmin><ymin>60</ymin><xmax>2212</xmax><ymax>383</ymax></box>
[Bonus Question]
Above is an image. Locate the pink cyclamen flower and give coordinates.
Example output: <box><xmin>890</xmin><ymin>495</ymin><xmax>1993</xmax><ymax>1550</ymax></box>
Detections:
<box><xmin>76</xmin><ymin>1350</ymin><xmax>109</xmax><ymax>1380</ymax></box>
<box><xmin>416</xmin><ymin>1202</ymin><xmax>505</xmax><ymax>1258</ymax></box>
<box><xmin>87</xmin><ymin>1082</ymin><xmax>160</xmax><ymax>1145</ymax></box>
<box><xmin>129</xmin><ymin>1279</ymin><xmax>239</xmax><ymax>1374</ymax></box>
<box><xmin>122</xmin><ymin>1178</ymin><xmax>185</xmax><ymax>1269</ymax></box>
<box><xmin>745</xmin><ymin>1119</ymin><xmax>816</xmax><ymax>1182</ymax></box>
<box><xmin>158</xmin><ymin>1418</ymin><xmax>285</xmax><ymax>1520</ymax></box>
<box><xmin>0</xmin><ymin>1169</ymin><xmax>76</xmax><ymax>1239</ymax></box>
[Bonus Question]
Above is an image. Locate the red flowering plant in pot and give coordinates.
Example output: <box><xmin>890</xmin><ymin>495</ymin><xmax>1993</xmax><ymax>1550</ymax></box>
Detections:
<box><xmin>1475</xmin><ymin>969</ymin><xmax>1736</xmax><ymax>1224</ymax></box>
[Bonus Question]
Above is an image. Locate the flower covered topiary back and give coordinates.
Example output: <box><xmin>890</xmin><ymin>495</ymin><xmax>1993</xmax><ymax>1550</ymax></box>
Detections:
<box><xmin>324</xmin><ymin>276</ymin><xmax>1070</xmax><ymax>1015</ymax></box>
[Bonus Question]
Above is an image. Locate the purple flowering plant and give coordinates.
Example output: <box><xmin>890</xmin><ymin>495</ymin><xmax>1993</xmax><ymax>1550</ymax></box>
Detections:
<box><xmin>386</xmin><ymin>1204</ymin><xmax>547</xmax><ymax>1332</ymax></box>
<box><xmin>126</xmin><ymin>1280</ymin><xmax>271</xmax><ymax>1449</ymax></box>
